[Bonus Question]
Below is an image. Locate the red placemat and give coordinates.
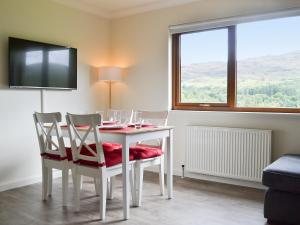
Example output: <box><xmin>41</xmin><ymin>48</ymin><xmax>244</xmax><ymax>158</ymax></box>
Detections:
<box><xmin>99</xmin><ymin>127</ymin><xmax>134</xmax><ymax>132</ymax></box>
<box><xmin>102</xmin><ymin>121</ymin><xmax>117</xmax><ymax>125</ymax></box>
<box><xmin>128</xmin><ymin>124</ymin><xmax>156</xmax><ymax>128</ymax></box>
<box><xmin>60</xmin><ymin>125</ymin><xmax>90</xmax><ymax>128</ymax></box>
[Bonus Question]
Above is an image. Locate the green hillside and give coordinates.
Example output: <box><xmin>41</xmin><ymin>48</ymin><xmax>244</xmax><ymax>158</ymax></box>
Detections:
<box><xmin>181</xmin><ymin>51</ymin><xmax>300</xmax><ymax>108</ymax></box>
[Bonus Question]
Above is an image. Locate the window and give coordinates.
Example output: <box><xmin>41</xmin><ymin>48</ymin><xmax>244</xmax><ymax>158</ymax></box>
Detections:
<box><xmin>181</xmin><ymin>28</ymin><xmax>228</xmax><ymax>104</ymax></box>
<box><xmin>172</xmin><ymin>15</ymin><xmax>300</xmax><ymax>113</ymax></box>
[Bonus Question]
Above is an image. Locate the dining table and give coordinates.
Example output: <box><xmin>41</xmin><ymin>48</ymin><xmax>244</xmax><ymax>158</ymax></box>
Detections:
<box><xmin>51</xmin><ymin>124</ymin><xmax>174</xmax><ymax>220</ymax></box>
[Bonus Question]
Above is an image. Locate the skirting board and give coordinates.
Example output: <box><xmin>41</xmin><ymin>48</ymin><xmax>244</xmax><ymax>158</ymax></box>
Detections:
<box><xmin>174</xmin><ymin>169</ymin><xmax>266</xmax><ymax>190</ymax></box>
<box><xmin>0</xmin><ymin>170</ymin><xmax>62</xmax><ymax>193</ymax></box>
<box><xmin>0</xmin><ymin>168</ymin><xmax>265</xmax><ymax>193</ymax></box>
<box><xmin>145</xmin><ymin>167</ymin><xmax>266</xmax><ymax>190</ymax></box>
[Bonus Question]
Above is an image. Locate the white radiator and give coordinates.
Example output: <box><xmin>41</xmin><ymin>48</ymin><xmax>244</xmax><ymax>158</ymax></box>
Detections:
<box><xmin>185</xmin><ymin>126</ymin><xmax>271</xmax><ymax>182</ymax></box>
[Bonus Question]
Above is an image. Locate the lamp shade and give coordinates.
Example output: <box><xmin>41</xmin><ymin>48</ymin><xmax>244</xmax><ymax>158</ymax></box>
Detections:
<box><xmin>98</xmin><ymin>67</ymin><xmax>122</xmax><ymax>81</ymax></box>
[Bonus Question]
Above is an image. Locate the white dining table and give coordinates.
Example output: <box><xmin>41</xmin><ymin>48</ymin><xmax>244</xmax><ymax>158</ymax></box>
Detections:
<box><xmin>56</xmin><ymin>125</ymin><xmax>174</xmax><ymax>220</ymax></box>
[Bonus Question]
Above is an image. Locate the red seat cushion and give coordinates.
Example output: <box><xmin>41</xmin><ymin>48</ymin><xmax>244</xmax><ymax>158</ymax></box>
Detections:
<box><xmin>130</xmin><ymin>144</ymin><xmax>163</xmax><ymax>160</ymax></box>
<box><xmin>41</xmin><ymin>151</ymin><xmax>69</xmax><ymax>161</ymax></box>
<box><xmin>79</xmin><ymin>143</ymin><xmax>122</xmax><ymax>156</ymax></box>
<box><xmin>41</xmin><ymin>142</ymin><xmax>122</xmax><ymax>162</ymax></box>
<box><xmin>74</xmin><ymin>144</ymin><xmax>134</xmax><ymax>168</ymax></box>
<box><xmin>66</xmin><ymin>147</ymin><xmax>72</xmax><ymax>161</ymax></box>
<box><xmin>102</xmin><ymin>142</ymin><xmax>122</xmax><ymax>152</ymax></box>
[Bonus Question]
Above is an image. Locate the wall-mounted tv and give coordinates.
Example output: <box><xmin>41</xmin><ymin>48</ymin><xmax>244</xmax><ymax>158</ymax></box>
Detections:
<box><xmin>9</xmin><ymin>37</ymin><xmax>77</xmax><ymax>89</ymax></box>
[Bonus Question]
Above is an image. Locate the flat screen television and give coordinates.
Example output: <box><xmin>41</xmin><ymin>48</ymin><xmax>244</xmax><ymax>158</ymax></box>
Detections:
<box><xmin>9</xmin><ymin>37</ymin><xmax>77</xmax><ymax>89</ymax></box>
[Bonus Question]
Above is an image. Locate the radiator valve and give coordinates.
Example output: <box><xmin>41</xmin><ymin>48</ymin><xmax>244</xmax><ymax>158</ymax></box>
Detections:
<box><xmin>181</xmin><ymin>164</ymin><xmax>185</xmax><ymax>178</ymax></box>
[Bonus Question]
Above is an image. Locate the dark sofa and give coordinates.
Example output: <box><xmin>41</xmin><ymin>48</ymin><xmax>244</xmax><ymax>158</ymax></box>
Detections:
<box><xmin>263</xmin><ymin>154</ymin><xmax>300</xmax><ymax>225</ymax></box>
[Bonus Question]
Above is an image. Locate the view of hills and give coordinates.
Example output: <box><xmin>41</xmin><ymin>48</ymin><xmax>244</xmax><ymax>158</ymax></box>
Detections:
<box><xmin>181</xmin><ymin>51</ymin><xmax>300</xmax><ymax>108</ymax></box>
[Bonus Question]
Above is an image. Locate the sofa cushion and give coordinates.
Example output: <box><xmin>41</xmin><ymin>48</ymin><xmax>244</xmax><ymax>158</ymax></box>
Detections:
<box><xmin>263</xmin><ymin>154</ymin><xmax>300</xmax><ymax>194</ymax></box>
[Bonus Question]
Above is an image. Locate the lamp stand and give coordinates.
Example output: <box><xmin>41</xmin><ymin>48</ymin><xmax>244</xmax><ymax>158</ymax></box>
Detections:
<box><xmin>108</xmin><ymin>80</ymin><xmax>112</xmax><ymax>109</ymax></box>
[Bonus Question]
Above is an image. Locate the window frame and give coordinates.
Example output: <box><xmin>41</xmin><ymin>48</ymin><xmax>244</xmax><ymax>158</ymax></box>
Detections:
<box><xmin>172</xmin><ymin>16</ymin><xmax>300</xmax><ymax>113</ymax></box>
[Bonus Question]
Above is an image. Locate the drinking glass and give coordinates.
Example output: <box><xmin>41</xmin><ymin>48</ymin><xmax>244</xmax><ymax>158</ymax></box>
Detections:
<box><xmin>133</xmin><ymin>112</ymin><xmax>143</xmax><ymax>129</ymax></box>
<box><xmin>120</xmin><ymin>110</ymin><xmax>133</xmax><ymax>125</ymax></box>
<box><xmin>108</xmin><ymin>110</ymin><xmax>121</xmax><ymax>124</ymax></box>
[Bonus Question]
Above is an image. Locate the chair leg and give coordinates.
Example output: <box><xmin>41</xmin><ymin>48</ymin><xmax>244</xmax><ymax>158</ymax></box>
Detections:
<box><xmin>106</xmin><ymin>177</ymin><xmax>111</xmax><ymax>199</ymax></box>
<box><xmin>41</xmin><ymin>161</ymin><xmax>48</xmax><ymax>201</ymax></box>
<box><xmin>159</xmin><ymin>156</ymin><xmax>165</xmax><ymax>196</ymax></box>
<box><xmin>130</xmin><ymin>165</ymin><xmax>136</xmax><ymax>205</ymax></box>
<box><xmin>107</xmin><ymin>177</ymin><xmax>114</xmax><ymax>200</ymax></box>
<box><xmin>74</xmin><ymin>172</ymin><xmax>81</xmax><ymax>212</ymax></box>
<box><xmin>71</xmin><ymin>168</ymin><xmax>76</xmax><ymax>187</ymax></box>
<box><xmin>99</xmin><ymin>169</ymin><xmax>107</xmax><ymax>220</ymax></box>
<box><xmin>62</xmin><ymin>169</ymin><xmax>69</xmax><ymax>206</ymax></box>
<box><xmin>80</xmin><ymin>175</ymin><xmax>83</xmax><ymax>190</ymax></box>
<box><xmin>135</xmin><ymin>163</ymin><xmax>144</xmax><ymax>207</ymax></box>
<box><xmin>47</xmin><ymin>168</ymin><xmax>53</xmax><ymax>197</ymax></box>
<box><xmin>94</xmin><ymin>178</ymin><xmax>100</xmax><ymax>196</ymax></box>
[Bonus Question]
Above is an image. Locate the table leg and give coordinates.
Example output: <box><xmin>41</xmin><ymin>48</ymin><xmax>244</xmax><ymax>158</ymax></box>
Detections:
<box><xmin>167</xmin><ymin>129</ymin><xmax>173</xmax><ymax>199</ymax></box>
<box><xmin>122</xmin><ymin>137</ymin><xmax>130</xmax><ymax>219</ymax></box>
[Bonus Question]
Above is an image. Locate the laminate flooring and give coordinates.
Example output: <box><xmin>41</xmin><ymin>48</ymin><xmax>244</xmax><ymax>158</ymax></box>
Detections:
<box><xmin>0</xmin><ymin>172</ymin><xmax>268</xmax><ymax>225</ymax></box>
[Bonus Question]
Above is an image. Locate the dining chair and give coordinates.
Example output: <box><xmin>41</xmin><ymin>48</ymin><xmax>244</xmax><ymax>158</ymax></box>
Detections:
<box><xmin>96</xmin><ymin>111</ymin><xmax>105</xmax><ymax>122</ymax></box>
<box><xmin>66</xmin><ymin>113</ymin><xmax>135</xmax><ymax>220</ymax></box>
<box><xmin>130</xmin><ymin>111</ymin><xmax>169</xmax><ymax>206</ymax></box>
<box><xmin>33</xmin><ymin>112</ymin><xmax>73</xmax><ymax>206</ymax></box>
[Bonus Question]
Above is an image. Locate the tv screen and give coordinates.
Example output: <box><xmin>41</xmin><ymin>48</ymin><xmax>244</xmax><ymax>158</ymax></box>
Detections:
<box><xmin>9</xmin><ymin>37</ymin><xmax>77</xmax><ymax>89</ymax></box>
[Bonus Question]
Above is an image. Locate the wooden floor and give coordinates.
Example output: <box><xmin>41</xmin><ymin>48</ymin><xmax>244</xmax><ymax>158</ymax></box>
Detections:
<box><xmin>0</xmin><ymin>172</ymin><xmax>268</xmax><ymax>225</ymax></box>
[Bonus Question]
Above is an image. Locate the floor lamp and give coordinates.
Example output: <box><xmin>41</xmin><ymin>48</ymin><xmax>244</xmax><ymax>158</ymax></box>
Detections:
<box><xmin>98</xmin><ymin>67</ymin><xmax>122</xmax><ymax>109</ymax></box>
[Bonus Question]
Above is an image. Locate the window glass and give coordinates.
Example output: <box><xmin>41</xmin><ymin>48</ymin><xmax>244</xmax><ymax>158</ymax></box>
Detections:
<box><xmin>180</xmin><ymin>29</ymin><xmax>228</xmax><ymax>104</ymax></box>
<box><xmin>237</xmin><ymin>16</ymin><xmax>300</xmax><ymax>108</ymax></box>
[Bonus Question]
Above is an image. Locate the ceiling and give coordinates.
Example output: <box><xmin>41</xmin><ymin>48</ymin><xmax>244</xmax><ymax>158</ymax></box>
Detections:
<box><xmin>52</xmin><ymin>0</ymin><xmax>198</xmax><ymax>18</ymax></box>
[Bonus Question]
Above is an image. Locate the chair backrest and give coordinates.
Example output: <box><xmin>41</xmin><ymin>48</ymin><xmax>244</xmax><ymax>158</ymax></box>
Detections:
<box><xmin>96</xmin><ymin>111</ymin><xmax>105</xmax><ymax>122</ymax></box>
<box><xmin>137</xmin><ymin>110</ymin><xmax>169</xmax><ymax>148</ymax></box>
<box><xmin>138</xmin><ymin>111</ymin><xmax>168</xmax><ymax>127</ymax></box>
<box><xmin>66</xmin><ymin>113</ymin><xmax>106</xmax><ymax>166</ymax></box>
<box><xmin>107</xmin><ymin>109</ymin><xmax>133</xmax><ymax>124</ymax></box>
<box><xmin>33</xmin><ymin>112</ymin><xmax>67</xmax><ymax>159</ymax></box>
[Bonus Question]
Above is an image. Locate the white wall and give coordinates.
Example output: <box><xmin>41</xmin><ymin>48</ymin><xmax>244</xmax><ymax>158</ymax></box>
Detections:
<box><xmin>2</xmin><ymin>0</ymin><xmax>300</xmax><ymax>190</ymax></box>
<box><xmin>0</xmin><ymin>0</ymin><xmax>110</xmax><ymax>190</ymax></box>
<box><xmin>110</xmin><ymin>0</ymin><xmax>300</xmax><ymax>178</ymax></box>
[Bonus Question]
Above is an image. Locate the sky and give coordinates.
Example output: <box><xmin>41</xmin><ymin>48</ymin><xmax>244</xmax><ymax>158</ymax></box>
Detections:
<box><xmin>181</xmin><ymin>16</ymin><xmax>300</xmax><ymax>66</ymax></box>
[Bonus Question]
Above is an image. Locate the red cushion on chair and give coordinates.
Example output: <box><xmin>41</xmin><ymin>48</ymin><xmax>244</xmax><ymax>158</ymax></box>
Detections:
<box><xmin>130</xmin><ymin>144</ymin><xmax>163</xmax><ymax>160</ymax></box>
<box><xmin>42</xmin><ymin>142</ymin><xmax>122</xmax><ymax>161</ymax></box>
<box><xmin>102</xmin><ymin>142</ymin><xmax>122</xmax><ymax>152</ymax></box>
<box><xmin>43</xmin><ymin>143</ymin><xmax>122</xmax><ymax>163</ymax></box>
<box><xmin>41</xmin><ymin>147</ymin><xmax>73</xmax><ymax>161</ymax></box>
<box><xmin>41</xmin><ymin>151</ymin><xmax>68</xmax><ymax>161</ymax></box>
<box><xmin>78</xmin><ymin>143</ymin><xmax>122</xmax><ymax>156</ymax></box>
<box><xmin>65</xmin><ymin>147</ymin><xmax>72</xmax><ymax>161</ymax></box>
<box><xmin>74</xmin><ymin>144</ymin><xmax>134</xmax><ymax>168</ymax></box>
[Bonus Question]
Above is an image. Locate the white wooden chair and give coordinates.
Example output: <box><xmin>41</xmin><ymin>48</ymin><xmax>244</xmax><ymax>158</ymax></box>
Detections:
<box><xmin>66</xmin><ymin>113</ymin><xmax>135</xmax><ymax>220</ymax></box>
<box><xmin>96</xmin><ymin>111</ymin><xmax>105</xmax><ymax>122</ymax></box>
<box><xmin>33</xmin><ymin>112</ymin><xmax>73</xmax><ymax>206</ymax></box>
<box><xmin>130</xmin><ymin>111</ymin><xmax>169</xmax><ymax>206</ymax></box>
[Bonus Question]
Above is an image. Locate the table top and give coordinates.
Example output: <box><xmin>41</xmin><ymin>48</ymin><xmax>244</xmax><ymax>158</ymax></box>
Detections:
<box><xmin>58</xmin><ymin>124</ymin><xmax>174</xmax><ymax>135</ymax></box>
